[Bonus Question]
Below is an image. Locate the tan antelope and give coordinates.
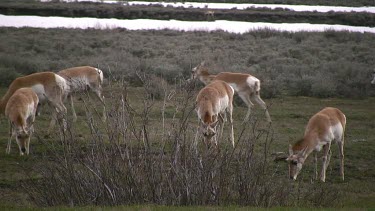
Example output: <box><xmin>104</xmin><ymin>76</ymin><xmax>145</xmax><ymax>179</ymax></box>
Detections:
<box><xmin>371</xmin><ymin>69</ymin><xmax>375</xmax><ymax>84</ymax></box>
<box><xmin>204</xmin><ymin>10</ymin><xmax>215</xmax><ymax>20</ymax></box>
<box><xmin>287</xmin><ymin>107</ymin><xmax>346</xmax><ymax>182</ymax></box>
<box><xmin>57</xmin><ymin>66</ymin><xmax>106</xmax><ymax>122</ymax></box>
<box><xmin>0</xmin><ymin>72</ymin><xmax>68</xmax><ymax>132</ymax></box>
<box><xmin>5</xmin><ymin>88</ymin><xmax>39</xmax><ymax>155</ymax></box>
<box><xmin>191</xmin><ymin>61</ymin><xmax>271</xmax><ymax>122</ymax></box>
<box><xmin>196</xmin><ymin>80</ymin><xmax>235</xmax><ymax>147</ymax></box>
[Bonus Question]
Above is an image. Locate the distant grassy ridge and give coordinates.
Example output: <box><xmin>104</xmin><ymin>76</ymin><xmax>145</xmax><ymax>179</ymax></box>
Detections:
<box><xmin>0</xmin><ymin>1</ymin><xmax>375</xmax><ymax>27</ymax></box>
<box><xmin>135</xmin><ymin>0</ymin><xmax>375</xmax><ymax>7</ymax></box>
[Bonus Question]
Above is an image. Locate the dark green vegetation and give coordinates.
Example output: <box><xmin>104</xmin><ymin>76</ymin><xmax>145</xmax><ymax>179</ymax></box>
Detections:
<box><xmin>138</xmin><ymin>0</ymin><xmax>375</xmax><ymax>7</ymax></box>
<box><xmin>8</xmin><ymin>0</ymin><xmax>375</xmax><ymax>7</ymax></box>
<box><xmin>1</xmin><ymin>1</ymin><xmax>375</xmax><ymax>27</ymax></box>
<box><xmin>0</xmin><ymin>26</ymin><xmax>374</xmax><ymax>209</ymax></box>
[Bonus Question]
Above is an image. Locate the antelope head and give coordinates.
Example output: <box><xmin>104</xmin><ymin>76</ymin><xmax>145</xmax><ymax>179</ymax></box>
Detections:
<box><xmin>200</xmin><ymin>120</ymin><xmax>219</xmax><ymax>145</ymax></box>
<box><xmin>190</xmin><ymin>61</ymin><xmax>207</xmax><ymax>80</ymax></box>
<box><xmin>286</xmin><ymin>145</ymin><xmax>308</xmax><ymax>180</ymax></box>
<box><xmin>15</xmin><ymin>126</ymin><xmax>31</xmax><ymax>156</ymax></box>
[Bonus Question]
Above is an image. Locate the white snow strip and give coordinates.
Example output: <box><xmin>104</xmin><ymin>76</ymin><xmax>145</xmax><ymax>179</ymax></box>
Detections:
<box><xmin>1</xmin><ymin>14</ymin><xmax>374</xmax><ymax>34</ymax></box>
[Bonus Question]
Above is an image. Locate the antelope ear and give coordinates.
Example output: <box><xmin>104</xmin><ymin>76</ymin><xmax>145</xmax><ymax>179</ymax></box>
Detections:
<box><xmin>201</xmin><ymin>121</ymin><xmax>211</xmax><ymax>129</ymax></box>
<box><xmin>20</xmin><ymin>127</ymin><xmax>29</xmax><ymax>137</ymax></box>
<box><xmin>272</xmin><ymin>152</ymin><xmax>289</xmax><ymax>162</ymax></box>
<box><xmin>288</xmin><ymin>144</ymin><xmax>294</xmax><ymax>156</ymax></box>
<box><xmin>299</xmin><ymin>147</ymin><xmax>308</xmax><ymax>156</ymax></box>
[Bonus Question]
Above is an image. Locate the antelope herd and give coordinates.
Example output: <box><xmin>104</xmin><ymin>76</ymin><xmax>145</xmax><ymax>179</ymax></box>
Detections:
<box><xmin>4</xmin><ymin>61</ymin><xmax>369</xmax><ymax>183</ymax></box>
<box><xmin>191</xmin><ymin>61</ymin><xmax>271</xmax><ymax>123</ymax></box>
<box><xmin>0</xmin><ymin>72</ymin><xmax>68</xmax><ymax>133</ymax></box>
<box><xmin>0</xmin><ymin>66</ymin><xmax>105</xmax><ymax>155</ymax></box>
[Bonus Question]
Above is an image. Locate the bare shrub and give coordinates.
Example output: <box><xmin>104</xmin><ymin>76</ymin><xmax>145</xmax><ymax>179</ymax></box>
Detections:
<box><xmin>21</xmin><ymin>78</ymin><xmax>342</xmax><ymax>207</ymax></box>
<box><xmin>136</xmin><ymin>73</ymin><xmax>171</xmax><ymax>100</ymax></box>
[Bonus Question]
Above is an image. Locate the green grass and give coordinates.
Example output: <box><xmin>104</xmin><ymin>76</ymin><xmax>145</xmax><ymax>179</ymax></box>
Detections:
<box><xmin>0</xmin><ymin>85</ymin><xmax>374</xmax><ymax>208</ymax></box>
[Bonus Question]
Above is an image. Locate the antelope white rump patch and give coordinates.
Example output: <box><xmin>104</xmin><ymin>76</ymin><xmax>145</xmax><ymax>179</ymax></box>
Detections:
<box><xmin>31</xmin><ymin>84</ymin><xmax>46</xmax><ymax>101</ymax></box>
<box><xmin>246</xmin><ymin>76</ymin><xmax>260</xmax><ymax>91</ymax></box>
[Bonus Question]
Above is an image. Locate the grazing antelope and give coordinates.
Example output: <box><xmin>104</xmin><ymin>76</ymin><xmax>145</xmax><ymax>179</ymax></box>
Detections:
<box><xmin>57</xmin><ymin>66</ymin><xmax>105</xmax><ymax>122</ymax></box>
<box><xmin>371</xmin><ymin>70</ymin><xmax>375</xmax><ymax>84</ymax></box>
<box><xmin>0</xmin><ymin>72</ymin><xmax>68</xmax><ymax>132</ymax></box>
<box><xmin>204</xmin><ymin>10</ymin><xmax>215</xmax><ymax>20</ymax></box>
<box><xmin>191</xmin><ymin>61</ymin><xmax>271</xmax><ymax>122</ymax></box>
<box><xmin>5</xmin><ymin>88</ymin><xmax>38</xmax><ymax>155</ymax></box>
<box><xmin>196</xmin><ymin>80</ymin><xmax>235</xmax><ymax>147</ymax></box>
<box><xmin>287</xmin><ymin>107</ymin><xmax>346</xmax><ymax>182</ymax></box>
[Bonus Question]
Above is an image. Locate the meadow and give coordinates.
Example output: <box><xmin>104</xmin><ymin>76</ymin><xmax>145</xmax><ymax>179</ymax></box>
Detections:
<box><xmin>0</xmin><ymin>84</ymin><xmax>374</xmax><ymax>209</ymax></box>
<box><xmin>0</xmin><ymin>27</ymin><xmax>374</xmax><ymax>209</ymax></box>
<box><xmin>1</xmin><ymin>1</ymin><xmax>375</xmax><ymax>27</ymax></box>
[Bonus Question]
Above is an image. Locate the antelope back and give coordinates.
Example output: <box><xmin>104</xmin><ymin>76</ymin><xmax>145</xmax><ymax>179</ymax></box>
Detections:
<box><xmin>58</xmin><ymin>66</ymin><xmax>103</xmax><ymax>92</ymax></box>
<box><xmin>196</xmin><ymin>80</ymin><xmax>233</xmax><ymax>124</ymax></box>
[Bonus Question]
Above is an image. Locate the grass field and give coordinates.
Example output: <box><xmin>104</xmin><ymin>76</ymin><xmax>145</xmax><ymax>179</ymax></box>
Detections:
<box><xmin>0</xmin><ymin>84</ymin><xmax>374</xmax><ymax>209</ymax></box>
<box><xmin>0</xmin><ymin>8</ymin><xmax>374</xmax><ymax>208</ymax></box>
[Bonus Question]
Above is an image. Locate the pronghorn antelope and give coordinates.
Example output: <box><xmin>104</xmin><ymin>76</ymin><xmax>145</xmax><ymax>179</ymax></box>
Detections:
<box><xmin>0</xmin><ymin>72</ymin><xmax>68</xmax><ymax>132</ymax></box>
<box><xmin>287</xmin><ymin>107</ymin><xmax>346</xmax><ymax>182</ymax></box>
<box><xmin>191</xmin><ymin>61</ymin><xmax>271</xmax><ymax>122</ymax></box>
<box><xmin>371</xmin><ymin>70</ymin><xmax>375</xmax><ymax>84</ymax></box>
<box><xmin>204</xmin><ymin>10</ymin><xmax>215</xmax><ymax>20</ymax></box>
<box><xmin>57</xmin><ymin>66</ymin><xmax>105</xmax><ymax>122</ymax></box>
<box><xmin>196</xmin><ymin>80</ymin><xmax>235</xmax><ymax>147</ymax></box>
<box><xmin>5</xmin><ymin>88</ymin><xmax>38</xmax><ymax>155</ymax></box>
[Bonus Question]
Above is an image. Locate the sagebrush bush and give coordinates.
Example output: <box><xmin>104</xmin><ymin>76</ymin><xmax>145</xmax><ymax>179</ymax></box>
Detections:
<box><xmin>285</xmin><ymin>77</ymin><xmax>313</xmax><ymax>96</ymax></box>
<box><xmin>310</xmin><ymin>75</ymin><xmax>336</xmax><ymax>98</ymax></box>
<box><xmin>0</xmin><ymin>68</ymin><xmax>22</xmax><ymax>87</ymax></box>
<box><xmin>1</xmin><ymin>28</ymin><xmax>374</xmax><ymax>98</ymax></box>
<box><xmin>260</xmin><ymin>81</ymin><xmax>282</xmax><ymax>99</ymax></box>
